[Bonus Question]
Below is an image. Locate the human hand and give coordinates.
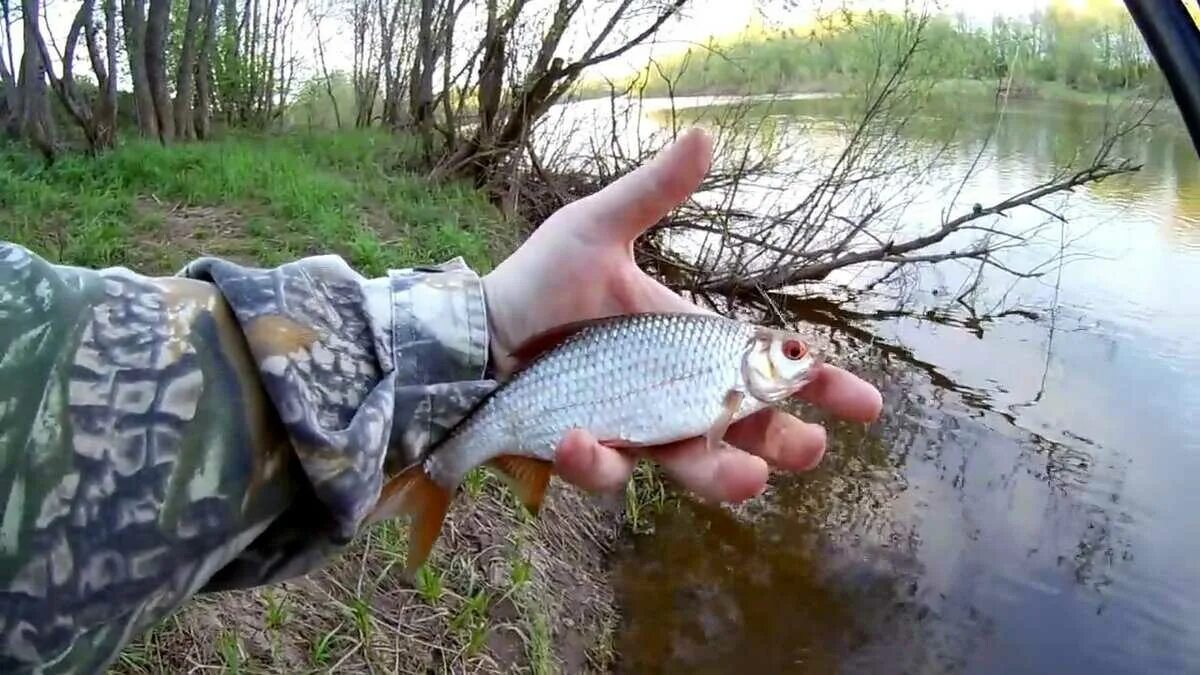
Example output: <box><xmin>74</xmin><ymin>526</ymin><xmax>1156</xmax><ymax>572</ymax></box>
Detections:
<box><xmin>481</xmin><ymin>128</ymin><xmax>882</xmax><ymax>503</ymax></box>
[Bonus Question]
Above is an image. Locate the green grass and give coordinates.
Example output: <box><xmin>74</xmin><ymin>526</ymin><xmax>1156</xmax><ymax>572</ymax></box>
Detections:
<box><xmin>624</xmin><ymin>462</ymin><xmax>669</xmax><ymax>535</ymax></box>
<box><xmin>450</xmin><ymin>589</ymin><xmax>493</xmax><ymax>656</ymax></box>
<box><xmin>261</xmin><ymin>589</ymin><xmax>289</xmax><ymax>631</ymax></box>
<box><xmin>0</xmin><ymin>130</ymin><xmax>501</xmax><ymax>276</ymax></box>
<box><xmin>309</xmin><ymin>624</ymin><xmax>341</xmax><ymax>667</ymax></box>
<box><xmin>2</xmin><ymin>130</ymin><xmax>630</xmax><ymax>674</ymax></box>
<box><xmin>416</xmin><ymin>563</ymin><xmax>447</xmax><ymax>603</ymax></box>
<box><xmin>216</xmin><ymin>631</ymin><xmax>244</xmax><ymax>674</ymax></box>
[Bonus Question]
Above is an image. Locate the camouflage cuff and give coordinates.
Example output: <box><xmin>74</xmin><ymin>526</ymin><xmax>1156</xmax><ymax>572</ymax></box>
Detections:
<box><xmin>181</xmin><ymin>254</ymin><xmax>494</xmax><ymax>545</ymax></box>
<box><xmin>0</xmin><ymin>245</ymin><xmax>500</xmax><ymax>673</ymax></box>
<box><xmin>383</xmin><ymin>256</ymin><xmax>491</xmax><ymax>385</ymax></box>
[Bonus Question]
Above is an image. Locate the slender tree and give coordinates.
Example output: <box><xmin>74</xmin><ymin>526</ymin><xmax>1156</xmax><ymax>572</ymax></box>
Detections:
<box><xmin>122</xmin><ymin>0</ymin><xmax>158</xmax><ymax>137</ymax></box>
<box><xmin>18</xmin><ymin>0</ymin><xmax>55</xmax><ymax>157</ymax></box>
<box><xmin>145</xmin><ymin>0</ymin><xmax>175</xmax><ymax>141</ymax></box>
<box><xmin>195</xmin><ymin>0</ymin><xmax>220</xmax><ymax>138</ymax></box>
<box><xmin>174</xmin><ymin>0</ymin><xmax>206</xmax><ymax>139</ymax></box>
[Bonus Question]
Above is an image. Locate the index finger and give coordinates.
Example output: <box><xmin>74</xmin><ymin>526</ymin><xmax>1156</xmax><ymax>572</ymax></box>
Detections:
<box><xmin>798</xmin><ymin>363</ymin><xmax>882</xmax><ymax>423</ymax></box>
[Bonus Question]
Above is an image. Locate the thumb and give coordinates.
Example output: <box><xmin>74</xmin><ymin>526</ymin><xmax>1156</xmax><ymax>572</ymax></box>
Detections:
<box><xmin>573</xmin><ymin>127</ymin><xmax>713</xmax><ymax>244</ymax></box>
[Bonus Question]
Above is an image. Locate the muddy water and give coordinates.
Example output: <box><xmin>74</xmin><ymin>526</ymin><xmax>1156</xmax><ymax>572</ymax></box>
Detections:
<box><xmin>609</xmin><ymin>96</ymin><xmax>1200</xmax><ymax>674</ymax></box>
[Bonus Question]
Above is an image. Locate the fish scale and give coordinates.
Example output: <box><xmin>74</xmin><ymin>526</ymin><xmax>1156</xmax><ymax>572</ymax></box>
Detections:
<box><xmin>425</xmin><ymin>313</ymin><xmax>767</xmax><ymax>488</ymax></box>
<box><xmin>370</xmin><ymin>311</ymin><xmax>819</xmax><ymax>574</ymax></box>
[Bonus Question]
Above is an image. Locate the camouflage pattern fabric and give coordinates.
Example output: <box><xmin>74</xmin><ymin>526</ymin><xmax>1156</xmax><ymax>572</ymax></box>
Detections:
<box><xmin>0</xmin><ymin>242</ymin><xmax>498</xmax><ymax>674</ymax></box>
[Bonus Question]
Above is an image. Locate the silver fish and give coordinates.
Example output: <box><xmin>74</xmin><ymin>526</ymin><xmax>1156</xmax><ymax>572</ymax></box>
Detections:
<box><xmin>369</xmin><ymin>312</ymin><xmax>821</xmax><ymax>572</ymax></box>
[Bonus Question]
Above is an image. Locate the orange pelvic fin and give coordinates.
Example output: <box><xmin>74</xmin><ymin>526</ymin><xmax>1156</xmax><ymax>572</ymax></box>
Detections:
<box><xmin>369</xmin><ymin>465</ymin><xmax>451</xmax><ymax>574</ymax></box>
<box><xmin>487</xmin><ymin>454</ymin><xmax>553</xmax><ymax>515</ymax></box>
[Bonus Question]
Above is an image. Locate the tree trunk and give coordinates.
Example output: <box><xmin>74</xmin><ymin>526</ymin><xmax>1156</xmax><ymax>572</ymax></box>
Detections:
<box><xmin>260</xmin><ymin>0</ymin><xmax>274</xmax><ymax>121</ymax></box>
<box><xmin>1</xmin><ymin>0</ymin><xmax>13</xmax><ymax>81</ymax></box>
<box><xmin>0</xmin><ymin>51</ymin><xmax>16</xmax><ymax>137</ymax></box>
<box><xmin>80</xmin><ymin>0</ymin><xmax>118</xmax><ymax>148</ymax></box>
<box><xmin>173</xmin><ymin>0</ymin><xmax>204</xmax><ymax>140</ymax></box>
<box><xmin>220</xmin><ymin>0</ymin><xmax>238</xmax><ymax>124</ymax></box>
<box><xmin>437</xmin><ymin>0</ymin><xmax>685</xmax><ymax>184</ymax></box>
<box><xmin>195</xmin><ymin>0</ymin><xmax>219</xmax><ymax>138</ymax></box>
<box><xmin>378</xmin><ymin>0</ymin><xmax>395</xmax><ymax>127</ymax></box>
<box><xmin>477</xmin><ymin>0</ymin><xmax>503</xmax><ymax>137</ymax></box>
<box><xmin>1</xmin><ymin>0</ymin><xmax>17</xmax><ymax>133</ymax></box>
<box><xmin>121</xmin><ymin>0</ymin><xmax>158</xmax><ymax>138</ymax></box>
<box><xmin>96</xmin><ymin>0</ymin><xmax>119</xmax><ymax>148</ymax></box>
<box><xmin>145</xmin><ymin>0</ymin><xmax>174</xmax><ymax>142</ymax></box>
<box><xmin>37</xmin><ymin>0</ymin><xmax>101</xmax><ymax>148</ymax></box>
<box><xmin>438</xmin><ymin>0</ymin><xmax>462</xmax><ymax>144</ymax></box>
<box><xmin>18</xmin><ymin>0</ymin><xmax>55</xmax><ymax>157</ymax></box>
<box><xmin>312</xmin><ymin>16</ymin><xmax>342</xmax><ymax>129</ymax></box>
<box><xmin>409</xmin><ymin>0</ymin><xmax>435</xmax><ymax>159</ymax></box>
<box><xmin>247</xmin><ymin>0</ymin><xmax>260</xmax><ymax>123</ymax></box>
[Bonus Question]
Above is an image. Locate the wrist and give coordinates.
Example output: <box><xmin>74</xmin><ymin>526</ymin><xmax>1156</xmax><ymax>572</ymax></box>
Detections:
<box><xmin>481</xmin><ymin>273</ymin><xmax>518</xmax><ymax>377</ymax></box>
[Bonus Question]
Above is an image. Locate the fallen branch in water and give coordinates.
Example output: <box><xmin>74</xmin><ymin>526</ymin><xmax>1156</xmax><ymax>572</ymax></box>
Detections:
<box><xmin>697</xmin><ymin>160</ymin><xmax>1142</xmax><ymax>294</ymax></box>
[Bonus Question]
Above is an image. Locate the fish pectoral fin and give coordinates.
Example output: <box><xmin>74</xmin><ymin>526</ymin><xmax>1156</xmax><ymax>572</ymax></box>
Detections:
<box><xmin>707</xmin><ymin>390</ymin><xmax>745</xmax><ymax>453</ymax></box>
<box><xmin>368</xmin><ymin>465</ymin><xmax>451</xmax><ymax>575</ymax></box>
<box><xmin>487</xmin><ymin>455</ymin><xmax>553</xmax><ymax>515</ymax></box>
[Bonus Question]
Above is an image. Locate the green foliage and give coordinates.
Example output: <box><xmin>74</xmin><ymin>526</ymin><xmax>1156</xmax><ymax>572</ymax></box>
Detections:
<box><xmin>415</xmin><ymin>564</ymin><xmax>446</xmax><ymax>603</ymax></box>
<box><xmin>527</xmin><ymin>612</ymin><xmax>555</xmax><ymax>675</ymax></box>
<box><xmin>216</xmin><ymin>631</ymin><xmax>243</xmax><ymax>673</ymax></box>
<box><xmin>349</xmin><ymin>595</ymin><xmax>374</xmax><ymax>643</ymax></box>
<box><xmin>624</xmin><ymin>462</ymin><xmax>668</xmax><ymax>535</ymax></box>
<box><xmin>463</xmin><ymin>467</ymin><xmax>489</xmax><ymax>498</ymax></box>
<box><xmin>0</xmin><ymin>130</ymin><xmax>501</xmax><ymax>276</ymax></box>
<box><xmin>287</xmin><ymin>71</ymin><xmax>357</xmax><ymax>131</ymax></box>
<box><xmin>261</xmin><ymin>589</ymin><xmax>289</xmax><ymax>630</ymax></box>
<box><xmin>450</xmin><ymin>590</ymin><xmax>492</xmax><ymax>656</ymax></box>
<box><xmin>310</xmin><ymin>624</ymin><xmax>341</xmax><ymax>667</ymax></box>
<box><xmin>509</xmin><ymin>556</ymin><xmax>533</xmax><ymax>591</ymax></box>
<box><xmin>581</xmin><ymin>3</ymin><xmax>1161</xmax><ymax>99</ymax></box>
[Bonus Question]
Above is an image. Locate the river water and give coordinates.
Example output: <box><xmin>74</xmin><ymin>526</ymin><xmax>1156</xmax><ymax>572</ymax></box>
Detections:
<box><xmin>585</xmin><ymin>93</ymin><xmax>1200</xmax><ymax>674</ymax></box>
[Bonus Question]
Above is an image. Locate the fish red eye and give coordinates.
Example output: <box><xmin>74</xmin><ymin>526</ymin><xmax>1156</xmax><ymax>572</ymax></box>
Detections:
<box><xmin>783</xmin><ymin>339</ymin><xmax>807</xmax><ymax>360</ymax></box>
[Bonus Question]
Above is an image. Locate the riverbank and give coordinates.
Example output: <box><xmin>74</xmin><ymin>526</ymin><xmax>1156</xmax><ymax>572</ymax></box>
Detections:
<box><xmin>573</xmin><ymin>75</ymin><xmax>1154</xmax><ymax>109</ymax></box>
<box><xmin>0</xmin><ymin>131</ymin><xmax>629</xmax><ymax>673</ymax></box>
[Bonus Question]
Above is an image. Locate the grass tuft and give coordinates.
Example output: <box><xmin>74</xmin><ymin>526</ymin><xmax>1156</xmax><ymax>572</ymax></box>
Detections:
<box><xmin>624</xmin><ymin>461</ymin><xmax>669</xmax><ymax>535</ymax></box>
<box><xmin>0</xmin><ymin>130</ymin><xmax>500</xmax><ymax>276</ymax></box>
<box><xmin>416</xmin><ymin>564</ymin><xmax>446</xmax><ymax>604</ymax></box>
<box><xmin>450</xmin><ymin>590</ymin><xmax>493</xmax><ymax>656</ymax></box>
<box><xmin>310</xmin><ymin>624</ymin><xmax>341</xmax><ymax>668</ymax></box>
<box><xmin>261</xmin><ymin>589</ymin><xmax>289</xmax><ymax>631</ymax></box>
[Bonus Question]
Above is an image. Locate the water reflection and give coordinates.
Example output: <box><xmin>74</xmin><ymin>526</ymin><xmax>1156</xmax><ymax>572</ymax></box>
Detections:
<box><xmin>608</xmin><ymin>94</ymin><xmax>1200</xmax><ymax>674</ymax></box>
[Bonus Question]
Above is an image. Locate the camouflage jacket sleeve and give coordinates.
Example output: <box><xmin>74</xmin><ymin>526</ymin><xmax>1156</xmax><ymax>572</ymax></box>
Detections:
<box><xmin>0</xmin><ymin>242</ymin><xmax>499</xmax><ymax>674</ymax></box>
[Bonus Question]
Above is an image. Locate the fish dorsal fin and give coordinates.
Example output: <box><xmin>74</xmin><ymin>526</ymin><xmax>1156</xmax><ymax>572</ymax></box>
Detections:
<box><xmin>505</xmin><ymin>315</ymin><xmax>625</xmax><ymax>373</ymax></box>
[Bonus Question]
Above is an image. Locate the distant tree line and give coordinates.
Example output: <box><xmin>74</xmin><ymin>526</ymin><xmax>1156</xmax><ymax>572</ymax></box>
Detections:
<box><xmin>589</xmin><ymin>1</ymin><xmax>1164</xmax><ymax>98</ymax></box>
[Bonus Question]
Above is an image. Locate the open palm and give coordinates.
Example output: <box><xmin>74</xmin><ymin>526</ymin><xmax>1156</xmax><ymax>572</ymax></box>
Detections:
<box><xmin>482</xmin><ymin>129</ymin><xmax>882</xmax><ymax>503</ymax></box>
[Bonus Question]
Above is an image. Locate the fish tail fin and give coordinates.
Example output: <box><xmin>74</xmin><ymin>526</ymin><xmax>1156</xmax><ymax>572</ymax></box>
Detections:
<box><xmin>369</xmin><ymin>465</ymin><xmax>452</xmax><ymax>575</ymax></box>
<box><xmin>487</xmin><ymin>455</ymin><xmax>552</xmax><ymax>516</ymax></box>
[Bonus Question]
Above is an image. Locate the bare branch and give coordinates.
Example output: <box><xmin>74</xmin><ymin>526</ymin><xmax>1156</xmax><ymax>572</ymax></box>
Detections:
<box><xmin>702</xmin><ymin>161</ymin><xmax>1140</xmax><ymax>293</ymax></box>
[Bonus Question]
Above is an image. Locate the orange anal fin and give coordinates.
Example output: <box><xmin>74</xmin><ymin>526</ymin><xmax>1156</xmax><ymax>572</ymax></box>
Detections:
<box><xmin>368</xmin><ymin>465</ymin><xmax>452</xmax><ymax>575</ymax></box>
<box><xmin>487</xmin><ymin>455</ymin><xmax>553</xmax><ymax>515</ymax></box>
<box><xmin>707</xmin><ymin>390</ymin><xmax>744</xmax><ymax>453</ymax></box>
